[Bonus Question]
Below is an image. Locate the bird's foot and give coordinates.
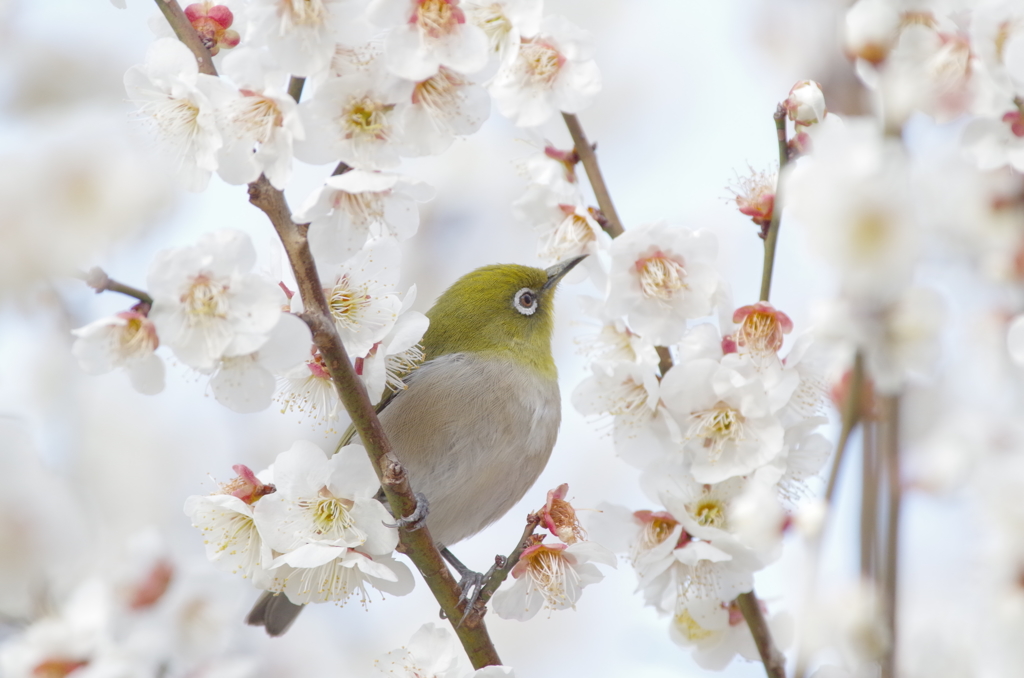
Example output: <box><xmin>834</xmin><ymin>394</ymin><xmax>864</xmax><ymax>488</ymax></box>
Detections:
<box><xmin>383</xmin><ymin>492</ymin><xmax>429</xmax><ymax>531</ymax></box>
<box><xmin>441</xmin><ymin>549</ymin><xmax>507</xmax><ymax>626</ymax></box>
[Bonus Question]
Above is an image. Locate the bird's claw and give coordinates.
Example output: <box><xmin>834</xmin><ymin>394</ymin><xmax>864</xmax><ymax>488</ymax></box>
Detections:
<box><xmin>382</xmin><ymin>492</ymin><xmax>429</xmax><ymax>531</ymax></box>
<box><xmin>454</xmin><ymin>559</ymin><xmax>504</xmax><ymax>628</ymax></box>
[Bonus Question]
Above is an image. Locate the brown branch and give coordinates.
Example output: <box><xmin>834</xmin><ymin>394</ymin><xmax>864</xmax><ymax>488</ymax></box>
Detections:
<box><xmin>80</xmin><ymin>267</ymin><xmax>153</xmax><ymax>306</ymax></box>
<box><xmin>759</xmin><ymin>105</ymin><xmax>788</xmax><ymax>302</ymax></box>
<box><xmin>737</xmin><ymin>592</ymin><xmax>787</xmax><ymax>678</ymax></box>
<box><xmin>153</xmin><ymin>0</ymin><xmax>217</xmax><ymax>76</ymax></box>
<box><xmin>824</xmin><ymin>353</ymin><xmax>864</xmax><ymax>504</ymax></box>
<box><xmin>879</xmin><ymin>395</ymin><xmax>901</xmax><ymax>678</ymax></box>
<box><xmin>152</xmin><ymin>2</ymin><xmax>503</xmax><ymax>667</ymax></box>
<box><xmin>562</xmin><ymin>113</ymin><xmax>623</xmax><ymax>237</ymax></box>
<box><xmin>472</xmin><ymin>515</ymin><xmax>541</xmax><ymax>611</ymax></box>
<box><xmin>247</xmin><ymin>176</ymin><xmax>501</xmax><ymax>668</ymax></box>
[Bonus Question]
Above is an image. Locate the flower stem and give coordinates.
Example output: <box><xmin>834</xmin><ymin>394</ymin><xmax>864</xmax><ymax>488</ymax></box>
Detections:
<box><xmin>80</xmin><ymin>267</ymin><xmax>153</xmax><ymax>306</ymax></box>
<box><xmin>759</xmin><ymin>105</ymin><xmax>788</xmax><ymax>302</ymax></box>
<box><xmin>879</xmin><ymin>395</ymin><xmax>901</xmax><ymax>678</ymax></box>
<box><xmin>562</xmin><ymin>113</ymin><xmax>624</xmax><ymax>237</ymax></box>
<box><xmin>737</xmin><ymin>591</ymin><xmax>787</xmax><ymax>678</ymax></box>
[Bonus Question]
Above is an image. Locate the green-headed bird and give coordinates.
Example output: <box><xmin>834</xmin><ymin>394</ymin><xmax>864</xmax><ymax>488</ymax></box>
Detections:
<box><xmin>248</xmin><ymin>256</ymin><xmax>585</xmax><ymax>635</ymax></box>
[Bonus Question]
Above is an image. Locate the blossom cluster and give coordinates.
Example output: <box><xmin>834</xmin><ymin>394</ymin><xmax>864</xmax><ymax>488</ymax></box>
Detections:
<box><xmin>0</xmin><ymin>531</ymin><xmax>258</xmax><ymax>678</ymax></box>
<box><xmin>184</xmin><ymin>441</ymin><xmax>413</xmax><ymax>608</ymax></box>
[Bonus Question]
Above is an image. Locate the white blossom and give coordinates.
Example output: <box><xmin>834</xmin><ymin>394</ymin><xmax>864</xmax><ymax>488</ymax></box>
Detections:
<box><xmin>71</xmin><ymin>310</ymin><xmax>164</xmax><ymax>395</ymax></box>
<box><xmin>488</xmin><ymin>14</ymin><xmax>601</xmax><ymax>127</ymax></box>
<box><xmin>147</xmin><ymin>229</ymin><xmax>284</xmax><ymax>372</ymax></box>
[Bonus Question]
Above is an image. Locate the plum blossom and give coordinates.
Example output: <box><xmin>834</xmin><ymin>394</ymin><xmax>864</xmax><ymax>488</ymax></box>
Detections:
<box><xmin>488</xmin><ymin>14</ymin><xmax>601</xmax><ymax>127</ymax></box>
<box><xmin>784</xmin><ymin>80</ymin><xmax>827</xmax><ymax>126</ymax></box>
<box><xmin>375</xmin><ymin>623</ymin><xmax>515</xmax><ymax>677</ymax></box>
<box><xmin>660</xmin><ymin>352</ymin><xmax>796</xmax><ymax>484</ymax></box>
<box><xmin>671</xmin><ymin>597</ymin><xmax>791</xmax><ymax>671</ymax></box>
<box><xmin>402</xmin><ymin>67</ymin><xmax>491</xmax><ymax>156</ymax></box>
<box><xmin>368</xmin><ymin>0</ymin><xmax>489</xmax><ymax>80</ymax></box>
<box><xmin>356</xmin><ymin>288</ymin><xmax>429</xmax><ymax>403</ymax></box>
<box><xmin>962</xmin><ymin>109</ymin><xmax>1024</xmax><ymax>172</ymax></box>
<box><xmin>733</xmin><ymin>301</ymin><xmax>793</xmax><ymax>357</ymax></box>
<box><xmin>604</xmin><ymin>221</ymin><xmax>720</xmax><ymax>345</ymax></box>
<box><xmin>729</xmin><ymin>166</ymin><xmax>776</xmax><ymax>236</ymax></box>
<box><xmin>464</xmin><ymin>0</ymin><xmax>542</xmax><ymax>62</ymax></box>
<box><xmin>277</xmin><ymin>349</ymin><xmax>349</xmax><ymax>430</ymax></box>
<box><xmin>514</xmin><ymin>184</ymin><xmax>610</xmax><ymax>262</ymax></box>
<box><xmin>183</xmin><ymin>465</ymin><xmax>276</xmax><ymax>584</ymax></box>
<box><xmin>295</xmin><ymin>170</ymin><xmax>435</xmax><ymax>265</ymax></box>
<box><xmin>539</xmin><ymin>483</ymin><xmax>586</xmax><ymax>545</ymax></box>
<box><xmin>843</xmin><ymin>0</ymin><xmax>900</xmax><ymax>65</ymax></box>
<box><xmin>147</xmin><ymin>230</ymin><xmax>284</xmax><ymax>372</ymax></box>
<box><xmin>491</xmin><ymin>539</ymin><xmax>615</xmax><ymax>621</ymax></box>
<box><xmin>295</xmin><ymin>72</ymin><xmax>412</xmax><ymax>169</ymax></box>
<box><xmin>309</xmin><ymin>240</ymin><xmax>404</xmax><ymax>357</ymax></box>
<box><xmin>71</xmin><ymin>308</ymin><xmax>165</xmax><ymax>395</ymax></box>
<box><xmin>215</xmin><ymin>48</ymin><xmax>305</xmax><ymax>189</ymax></box>
<box><xmin>124</xmin><ymin>38</ymin><xmax>231</xmax><ymax>191</ymax></box>
<box><xmin>247</xmin><ymin>0</ymin><xmax>373</xmax><ymax>77</ymax></box>
<box><xmin>208</xmin><ymin>313</ymin><xmax>312</xmax><ymax>413</ymax></box>
<box><xmin>254</xmin><ymin>441</ymin><xmax>414</xmax><ymax>604</ymax></box>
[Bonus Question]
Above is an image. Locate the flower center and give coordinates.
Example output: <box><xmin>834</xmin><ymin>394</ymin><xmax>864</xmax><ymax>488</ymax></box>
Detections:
<box><xmin>471</xmin><ymin>3</ymin><xmax>512</xmax><ymax>51</ymax></box>
<box><xmin>520</xmin><ymin>39</ymin><xmax>563</xmax><ymax>85</ymax></box>
<box><xmin>311</xmin><ymin>495</ymin><xmax>355</xmax><ymax>534</ymax></box>
<box><xmin>183</xmin><ymin>274</ymin><xmax>229</xmax><ymax>320</ymax></box>
<box><xmin>32</xmin><ymin>659</ymin><xmax>90</xmax><ymax>678</ymax></box>
<box><xmin>636</xmin><ymin>252</ymin><xmax>687</xmax><ymax>300</ymax></box>
<box><xmin>687</xmin><ymin>404</ymin><xmax>745</xmax><ymax>461</ymax></box>
<box><xmin>673</xmin><ymin>609</ymin><xmax>715</xmax><ymax>641</ymax></box>
<box><xmin>333</xmin><ymin>191</ymin><xmax>386</xmax><ymax>225</ymax></box>
<box><xmin>412</xmin><ymin>68</ymin><xmax>466</xmax><ymax>121</ymax></box>
<box><xmin>281</xmin><ymin>0</ymin><xmax>326</xmax><ymax>27</ymax></box>
<box><xmin>327</xmin><ymin>278</ymin><xmax>371</xmax><ymax>329</ymax></box>
<box><xmin>343</xmin><ymin>97</ymin><xmax>393</xmax><ymax>140</ymax></box>
<box><xmin>850</xmin><ymin>210</ymin><xmax>894</xmax><ymax>259</ymax></box>
<box><xmin>417</xmin><ymin>0</ymin><xmax>462</xmax><ymax>38</ymax></box>
<box><xmin>229</xmin><ymin>94</ymin><xmax>283</xmax><ymax>143</ymax></box>
<box><xmin>692</xmin><ymin>499</ymin><xmax>726</xmax><ymax>529</ymax></box>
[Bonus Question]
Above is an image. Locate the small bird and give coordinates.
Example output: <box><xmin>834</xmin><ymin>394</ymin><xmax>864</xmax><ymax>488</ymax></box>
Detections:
<box><xmin>248</xmin><ymin>256</ymin><xmax>584</xmax><ymax>635</ymax></box>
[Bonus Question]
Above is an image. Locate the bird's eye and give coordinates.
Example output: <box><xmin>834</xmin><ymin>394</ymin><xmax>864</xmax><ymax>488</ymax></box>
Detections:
<box><xmin>513</xmin><ymin>288</ymin><xmax>538</xmax><ymax>316</ymax></box>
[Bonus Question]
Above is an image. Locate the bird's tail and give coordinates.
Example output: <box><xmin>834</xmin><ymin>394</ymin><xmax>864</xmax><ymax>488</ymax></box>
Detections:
<box><xmin>245</xmin><ymin>591</ymin><xmax>304</xmax><ymax>637</ymax></box>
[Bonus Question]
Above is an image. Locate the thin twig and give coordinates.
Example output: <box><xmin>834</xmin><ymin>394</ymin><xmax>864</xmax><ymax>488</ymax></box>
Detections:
<box><xmin>153</xmin><ymin>0</ymin><xmax>217</xmax><ymax>76</ymax></box>
<box><xmin>153</xmin><ymin>4</ymin><xmax>503</xmax><ymax>668</ymax></box>
<box><xmin>759</xmin><ymin>105</ymin><xmax>788</xmax><ymax>302</ymax></box>
<box><xmin>562</xmin><ymin>113</ymin><xmax>623</xmax><ymax>237</ymax></box>
<box><xmin>860</xmin><ymin>419</ymin><xmax>878</xmax><ymax>581</ymax></box>
<box><xmin>879</xmin><ymin>395</ymin><xmax>901</xmax><ymax>678</ymax></box>
<box><xmin>737</xmin><ymin>592</ymin><xmax>787</xmax><ymax>678</ymax></box>
<box><xmin>824</xmin><ymin>353</ymin><xmax>864</xmax><ymax>505</ymax></box>
<box><xmin>80</xmin><ymin>267</ymin><xmax>153</xmax><ymax>306</ymax></box>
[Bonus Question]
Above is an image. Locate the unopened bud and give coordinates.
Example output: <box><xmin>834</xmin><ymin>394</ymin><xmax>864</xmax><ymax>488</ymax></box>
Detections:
<box><xmin>185</xmin><ymin>2</ymin><xmax>241</xmax><ymax>56</ymax></box>
<box><xmin>784</xmin><ymin>81</ymin><xmax>827</xmax><ymax>127</ymax></box>
<box><xmin>843</xmin><ymin>0</ymin><xmax>900</xmax><ymax>65</ymax></box>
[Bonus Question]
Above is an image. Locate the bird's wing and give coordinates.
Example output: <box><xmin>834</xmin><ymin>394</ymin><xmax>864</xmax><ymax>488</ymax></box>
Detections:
<box><xmin>332</xmin><ymin>359</ymin><xmax>427</xmax><ymax>453</ymax></box>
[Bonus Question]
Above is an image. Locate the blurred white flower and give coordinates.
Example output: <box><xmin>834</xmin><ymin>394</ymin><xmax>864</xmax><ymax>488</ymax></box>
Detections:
<box><xmin>488</xmin><ymin>14</ymin><xmax>601</xmax><ymax>127</ymax></box>
<box><xmin>124</xmin><ymin>38</ymin><xmax>231</xmax><ymax>191</ymax></box>
<box><xmin>1008</xmin><ymin>314</ymin><xmax>1024</xmax><ymax>366</ymax></box>
<box><xmin>514</xmin><ymin>184</ymin><xmax>609</xmax><ymax>262</ymax></box>
<box><xmin>464</xmin><ymin>0</ymin><xmax>542</xmax><ymax>62</ymax></box>
<box><xmin>368</xmin><ymin>0</ymin><xmax>489</xmax><ymax>80</ymax></box>
<box><xmin>147</xmin><ymin>229</ymin><xmax>284</xmax><ymax>371</ymax></box>
<box><xmin>402</xmin><ymin>67</ymin><xmax>491</xmax><ymax>156</ymax></box>
<box><xmin>215</xmin><ymin>48</ymin><xmax>304</xmax><ymax>189</ymax></box>
<box><xmin>296</xmin><ymin>170</ymin><xmax>435</xmax><ymax>265</ymax></box>
<box><xmin>295</xmin><ymin>72</ymin><xmax>412</xmax><ymax>169</ymax></box>
<box><xmin>208</xmin><ymin>313</ymin><xmax>312</xmax><ymax>413</ymax></box>
<box><xmin>71</xmin><ymin>309</ymin><xmax>165</xmax><ymax>395</ymax></box>
<box><xmin>671</xmin><ymin>597</ymin><xmax>791</xmax><ymax>672</ymax></box>
<box><xmin>247</xmin><ymin>0</ymin><xmax>372</xmax><ymax>77</ymax></box>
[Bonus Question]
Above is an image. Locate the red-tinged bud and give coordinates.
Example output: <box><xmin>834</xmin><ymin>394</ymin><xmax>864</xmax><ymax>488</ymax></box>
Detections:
<box><xmin>784</xmin><ymin>80</ymin><xmax>827</xmax><ymax>127</ymax></box>
<box><xmin>185</xmin><ymin>2</ymin><xmax>240</xmax><ymax>56</ymax></box>
<box><xmin>721</xmin><ymin>334</ymin><xmax>738</xmax><ymax>355</ymax></box>
<box><xmin>830</xmin><ymin>368</ymin><xmax>877</xmax><ymax>421</ymax></box>
<box><xmin>1003</xmin><ymin>111</ymin><xmax>1024</xmax><ymax>138</ymax></box>
<box><xmin>789</xmin><ymin>130</ymin><xmax>812</xmax><ymax>158</ymax></box>
<box><xmin>733</xmin><ymin>302</ymin><xmax>793</xmax><ymax>355</ymax></box>
<box><xmin>540</xmin><ymin>483</ymin><xmax>586</xmax><ymax>544</ymax></box>
<box><xmin>33</xmin><ymin>659</ymin><xmax>89</xmax><ymax>678</ymax></box>
<box><xmin>544</xmin><ymin>144</ymin><xmax>580</xmax><ymax>184</ymax></box>
<box><xmin>221</xmin><ymin>464</ymin><xmax>276</xmax><ymax>504</ymax></box>
<box><xmin>128</xmin><ymin>560</ymin><xmax>174</xmax><ymax>610</ymax></box>
<box><xmin>729</xmin><ymin>167</ymin><xmax>776</xmax><ymax>236</ymax></box>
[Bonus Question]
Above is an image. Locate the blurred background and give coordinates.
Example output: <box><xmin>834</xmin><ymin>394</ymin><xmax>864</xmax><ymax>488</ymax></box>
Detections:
<box><xmin>0</xmin><ymin>0</ymin><xmax>965</xmax><ymax>676</ymax></box>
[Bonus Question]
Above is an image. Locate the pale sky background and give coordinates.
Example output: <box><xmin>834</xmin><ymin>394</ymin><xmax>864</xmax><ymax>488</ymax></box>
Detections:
<box><xmin>0</xmin><ymin>1</ymin><xmax>974</xmax><ymax>677</ymax></box>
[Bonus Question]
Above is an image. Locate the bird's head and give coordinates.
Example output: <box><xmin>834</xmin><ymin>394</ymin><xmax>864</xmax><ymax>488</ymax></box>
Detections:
<box><xmin>422</xmin><ymin>256</ymin><xmax>585</xmax><ymax>376</ymax></box>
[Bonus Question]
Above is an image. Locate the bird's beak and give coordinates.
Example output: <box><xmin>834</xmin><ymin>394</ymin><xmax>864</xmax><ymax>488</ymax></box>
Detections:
<box><xmin>542</xmin><ymin>255</ymin><xmax>587</xmax><ymax>291</ymax></box>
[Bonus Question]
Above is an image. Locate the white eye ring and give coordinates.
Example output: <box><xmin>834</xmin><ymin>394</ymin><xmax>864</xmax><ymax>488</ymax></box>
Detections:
<box><xmin>513</xmin><ymin>288</ymin><xmax>538</xmax><ymax>316</ymax></box>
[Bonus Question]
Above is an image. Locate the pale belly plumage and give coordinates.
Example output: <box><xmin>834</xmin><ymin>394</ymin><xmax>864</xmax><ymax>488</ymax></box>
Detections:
<box><xmin>379</xmin><ymin>352</ymin><xmax>561</xmax><ymax>548</ymax></box>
